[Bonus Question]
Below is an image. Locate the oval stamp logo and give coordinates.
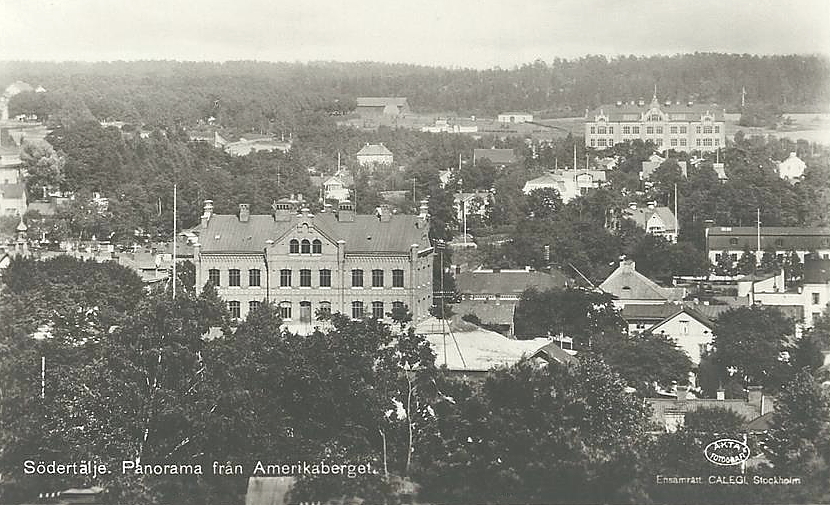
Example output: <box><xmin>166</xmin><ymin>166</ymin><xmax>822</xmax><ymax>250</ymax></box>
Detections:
<box><xmin>704</xmin><ymin>438</ymin><xmax>750</xmax><ymax>466</ymax></box>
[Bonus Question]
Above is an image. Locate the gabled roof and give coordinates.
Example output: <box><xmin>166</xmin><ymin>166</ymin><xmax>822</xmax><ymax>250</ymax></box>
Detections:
<box><xmin>624</xmin><ymin>206</ymin><xmax>678</xmax><ymax>231</ymax></box>
<box><xmin>356</xmin><ymin>144</ymin><xmax>393</xmax><ymax>157</ymax></box>
<box><xmin>588</xmin><ymin>98</ymin><xmax>725</xmax><ymax>122</ymax></box>
<box><xmin>421</xmin><ymin>324</ymin><xmax>549</xmax><ymax>372</ymax></box>
<box><xmin>474</xmin><ymin>148</ymin><xmax>516</xmax><ymax>165</ymax></box>
<box><xmin>599</xmin><ymin>260</ymin><xmax>684</xmax><ymax>302</ymax></box>
<box><xmin>531</xmin><ymin>342</ymin><xmax>579</xmax><ymax>366</ymax></box>
<box><xmin>456</xmin><ymin>269</ymin><xmax>567</xmax><ymax>295</ymax></box>
<box><xmin>198</xmin><ymin>212</ymin><xmax>428</xmax><ymax>254</ymax></box>
<box><xmin>649</xmin><ymin>305</ymin><xmax>714</xmax><ymax>333</ymax></box>
<box><xmin>706</xmin><ymin>227</ymin><xmax>830</xmax><ymax>251</ymax></box>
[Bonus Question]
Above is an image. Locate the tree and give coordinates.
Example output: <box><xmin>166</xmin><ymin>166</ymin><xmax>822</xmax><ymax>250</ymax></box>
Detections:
<box><xmin>416</xmin><ymin>357</ymin><xmax>650</xmax><ymax>504</ymax></box>
<box><xmin>764</xmin><ymin>370</ymin><xmax>830</xmax><ymax>501</ymax></box>
<box><xmin>20</xmin><ymin>141</ymin><xmax>66</xmax><ymax>196</ymax></box>
<box><xmin>735</xmin><ymin>245</ymin><xmax>757</xmax><ymax>275</ymax></box>
<box><xmin>590</xmin><ymin>332</ymin><xmax>694</xmax><ymax>395</ymax></box>
<box><xmin>709</xmin><ymin>306</ymin><xmax>795</xmax><ymax>393</ymax></box>
<box><xmin>526</xmin><ymin>187</ymin><xmax>563</xmax><ymax>219</ymax></box>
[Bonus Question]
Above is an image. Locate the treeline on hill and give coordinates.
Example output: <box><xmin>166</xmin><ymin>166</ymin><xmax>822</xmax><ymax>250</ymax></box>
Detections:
<box><xmin>3</xmin><ymin>53</ymin><xmax>829</xmax><ymax>128</ymax></box>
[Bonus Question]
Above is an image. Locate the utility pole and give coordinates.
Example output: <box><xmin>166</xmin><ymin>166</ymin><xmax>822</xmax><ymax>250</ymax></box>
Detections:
<box><xmin>674</xmin><ymin>183</ymin><xmax>679</xmax><ymax>242</ymax></box>
<box><xmin>172</xmin><ymin>184</ymin><xmax>177</xmax><ymax>299</ymax></box>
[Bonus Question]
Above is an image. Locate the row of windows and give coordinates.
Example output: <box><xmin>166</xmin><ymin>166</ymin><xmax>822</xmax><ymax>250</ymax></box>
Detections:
<box><xmin>208</xmin><ymin>268</ymin><xmax>406</xmax><ymax>288</ymax></box>
<box><xmin>590</xmin><ymin>125</ymin><xmax>721</xmax><ymax>135</ymax></box>
<box><xmin>289</xmin><ymin>239</ymin><xmax>322</xmax><ymax>254</ymax></box>
<box><xmin>226</xmin><ymin>300</ymin><xmax>405</xmax><ymax>320</ymax></box>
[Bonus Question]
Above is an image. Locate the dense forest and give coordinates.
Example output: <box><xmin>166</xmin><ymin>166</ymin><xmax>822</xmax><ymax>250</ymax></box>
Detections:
<box><xmin>3</xmin><ymin>53</ymin><xmax>829</xmax><ymax>129</ymax></box>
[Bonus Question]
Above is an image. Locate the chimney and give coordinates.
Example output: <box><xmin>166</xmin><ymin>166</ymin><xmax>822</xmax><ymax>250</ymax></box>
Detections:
<box><xmin>238</xmin><ymin>203</ymin><xmax>250</xmax><ymax>222</ymax></box>
<box><xmin>418</xmin><ymin>199</ymin><xmax>429</xmax><ymax>220</ymax></box>
<box><xmin>687</xmin><ymin>101</ymin><xmax>693</xmax><ymax>107</ymax></box>
<box><xmin>201</xmin><ymin>200</ymin><xmax>214</xmax><ymax>228</ymax></box>
<box><xmin>716</xmin><ymin>388</ymin><xmax>725</xmax><ymax>401</ymax></box>
<box><xmin>616</xmin><ymin>100</ymin><xmax>622</xmax><ymax>107</ymax></box>
<box><xmin>628</xmin><ymin>202</ymin><xmax>637</xmax><ymax>210</ymax></box>
<box><xmin>272</xmin><ymin>200</ymin><xmax>292</xmax><ymax>222</ymax></box>
<box><xmin>747</xmin><ymin>385</ymin><xmax>763</xmax><ymax>408</ymax></box>
<box><xmin>676</xmin><ymin>385</ymin><xmax>688</xmax><ymax>402</ymax></box>
<box><xmin>337</xmin><ymin>200</ymin><xmax>355</xmax><ymax>222</ymax></box>
<box><xmin>378</xmin><ymin>205</ymin><xmax>391</xmax><ymax>222</ymax></box>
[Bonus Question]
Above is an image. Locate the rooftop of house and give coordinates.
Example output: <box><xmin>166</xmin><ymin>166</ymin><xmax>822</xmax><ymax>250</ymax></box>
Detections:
<box><xmin>624</xmin><ymin>206</ymin><xmax>678</xmax><ymax>231</ymax></box>
<box><xmin>453</xmin><ymin>299</ymin><xmax>516</xmax><ymax>326</ymax></box>
<box><xmin>622</xmin><ymin>302</ymin><xmax>714</xmax><ymax>328</ymax></box>
<box><xmin>473</xmin><ymin>148</ymin><xmax>516</xmax><ymax>165</ymax></box>
<box><xmin>356</xmin><ymin>143</ymin><xmax>393</xmax><ymax>157</ymax></box>
<box><xmin>355</xmin><ymin>97</ymin><xmax>409</xmax><ymax>108</ymax></box>
<box><xmin>599</xmin><ymin>260</ymin><xmax>685</xmax><ymax>302</ymax></box>
<box><xmin>804</xmin><ymin>259</ymin><xmax>830</xmax><ymax>284</ymax></box>
<box><xmin>707</xmin><ymin>226</ymin><xmax>830</xmax><ymax>237</ymax></box>
<box><xmin>531</xmin><ymin>341</ymin><xmax>579</xmax><ymax>366</ymax></box>
<box><xmin>456</xmin><ymin>269</ymin><xmax>568</xmax><ymax>295</ymax></box>
<box><xmin>587</xmin><ymin>96</ymin><xmax>725</xmax><ymax>122</ymax></box>
<box><xmin>197</xmin><ymin>209</ymin><xmax>428</xmax><ymax>254</ymax></box>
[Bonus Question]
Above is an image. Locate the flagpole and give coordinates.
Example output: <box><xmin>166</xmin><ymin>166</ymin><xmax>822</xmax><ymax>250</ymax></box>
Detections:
<box><xmin>172</xmin><ymin>184</ymin><xmax>177</xmax><ymax>299</ymax></box>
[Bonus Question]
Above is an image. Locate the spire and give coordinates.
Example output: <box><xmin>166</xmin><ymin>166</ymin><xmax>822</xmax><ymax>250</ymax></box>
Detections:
<box><xmin>650</xmin><ymin>84</ymin><xmax>659</xmax><ymax>107</ymax></box>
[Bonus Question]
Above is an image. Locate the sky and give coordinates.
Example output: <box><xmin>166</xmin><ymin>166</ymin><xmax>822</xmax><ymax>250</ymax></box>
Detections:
<box><xmin>2</xmin><ymin>0</ymin><xmax>829</xmax><ymax>69</ymax></box>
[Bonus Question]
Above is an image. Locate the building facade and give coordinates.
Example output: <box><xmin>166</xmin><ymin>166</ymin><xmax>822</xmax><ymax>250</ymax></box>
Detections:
<box><xmin>356</xmin><ymin>143</ymin><xmax>394</xmax><ymax>166</ymax></box>
<box><xmin>497</xmin><ymin>112</ymin><xmax>533</xmax><ymax>123</ymax></box>
<box><xmin>193</xmin><ymin>200</ymin><xmax>434</xmax><ymax>332</ymax></box>
<box><xmin>705</xmin><ymin>226</ymin><xmax>830</xmax><ymax>265</ymax></box>
<box><xmin>585</xmin><ymin>95</ymin><xmax>726</xmax><ymax>153</ymax></box>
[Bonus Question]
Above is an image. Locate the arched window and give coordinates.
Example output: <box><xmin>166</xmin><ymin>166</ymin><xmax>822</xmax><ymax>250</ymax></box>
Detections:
<box><xmin>301</xmin><ymin>239</ymin><xmax>311</xmax><ymax>254</ymax></box>
<box><xmin>289</xmin><ymin>239</ymin><xmax>300</xmax><ymax>254</ymax></box>
<box><xmin>312</xmin><ymin>239</ymin><xmax>322</xmax><ymax>254</ymax></box>
<box><xmin>351</xmin><ymin>301</ymin><xmax>364</xmax><ymax>320</ymax></box>
<box><xmin>299</xmin><ymin>301</ymin><xmax>312</xmax><ymax>323</ymax></box>
<box><xmin>278</xmin><ymin>301</ymin><xmax>292</xmax><ymax>320</ymax></box>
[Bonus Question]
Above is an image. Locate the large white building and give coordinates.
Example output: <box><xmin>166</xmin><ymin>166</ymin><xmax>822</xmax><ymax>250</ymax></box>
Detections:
<box><xmin>585</xmin><ymin>95</ymin><xmax>726</xmax><ymax>153</ymax></box>
<box><xmin>193</xmin><ymin>200</ymin><xmax>434</xmax><ymax>333</ymax></box>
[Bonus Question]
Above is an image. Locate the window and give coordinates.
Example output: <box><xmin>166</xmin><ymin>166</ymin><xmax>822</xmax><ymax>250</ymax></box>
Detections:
<box><xmin>228</xmin><ymin>269</ymin><xmax>241</xmax><ymax>287</ymax></box>
<box><xmin>714</xmin><ymin>138</ymin><xmax>720</xmax><ymax>146</ymax></box>
<box><xmin>703</xmin><ymin>125</ymin><xmax>713</xmax><ymax>134</ymax></box>
<box><xmin>813</xmin><ymin>293</ymin><xmax>821</xmax><ymax>305</ymax></box>
<box><xmin>299</xmin><ymin>269</ymin><xmax>312</xmax><ymax>287</ymax></box>
<box><xmin>608</xmin><ymin>138</ymin><xmax>614</xmax><ymax>146</ymax></box>
<box><xmin>703</xmin><ymin>138</ymin><xmax>713</xmax><ymax>147</ymax></box>
<box><xmin>289</xmin><ymin>239</ymin><xmax>299</xmax><ymax>254</ymax></box>
<box><xmin>299</xmin><ymin>301</ymin><xmax>312</xmax><ymax>323</ymax></box>
<box><xmin>249</xmin><ymin>269</ymin><xmax>261</xmax><ymax>287</ymax></box>
<box><xmin>730</xmin><ymin>238</ymin><xmax>739</xmax><ymax>246</ymax></box>
<box><xmin>646</xmin><ymin>126</ymin><xmax>654</xmax><ymax>135</ymax></box>
<box><xmin>392</xmin><ymin>301</ymin><xmax>405</xmax><ymax>311</ymax></box>
<box><xmin>301</xmin><ymin>239</ymin><xmax>311</xmax><ymax>254</ymax></box>
<box><xmin>670</xmin><ymin>126</ymin><xmax>678</xmax><ymax>134</ymax></box>
<box><xmin>280</xmin><ymin>269</ymin><xmax>292</xmax><ymax>287</ymax></box>
<box><xmin>623</xmin><ymin>126</ymin><xmax>631</xmax><ymax>134</ymax></box>
<box><xmin>775</xmin><ymin>238</ymin><xmax>784</xmax><ymax>247</ymax></box>
<box><xmin>679</xmin><ymin>126</ymin><xmax>687</xmax><ymax>134</ymax></box>
<box><xmin>608</xmin><ymin>126</ymin><xmax>614</xmax><ymax>134</ymax></box>
<box><xmin>352</xmin><ymin>301</ymin><xmax>364</xmax><ymax>319</ymax></box>
<box><xmin>372</xmin><ymin>301</ymin><xmax>384</xmax><ymax>319</ymax></box>
<box><xmin>655</xmin><ymin>126</ymin><xmax>663</xmax><ymax>134</ymax></box>
<box><xmin>696</xmin><ymin>139</ymin><xmax>702</xmax><ymax>147</ymax></box>
<box><xmin>590</xmin><ymin>126</ymin><xmax>595</xmax><ymax>134</ymax></box>
<box><xmin>228</xmin><ymin>301</ymin><xmax>240</xmax><ymax>319</ymax></box>
<box><xmin>590</xmin><ymin>139</ymin><xmax>595</xmax><ymax>147</ymax></box>
<box><xmin>352</xmin><ymin>269</ymin><xmax>364</xmax><ymax>287</ymax></box>
<box><xmin>714</xmin><ymin>125</ymin><xmax>720</xmax><ymax>133</ymax></box>
<box><xmin>392</xmin><ymin>269</ymin><xmax>404</xmax><ymax>288</ymax></box>
<box><xmin>318</xmin><ymin>301</ymin><xmax>331</xmax><ymax>319</ymax></box>
<box><xmin>249</xmin><ymin>300</ymin><xmax>261</xmax><ymax>312</ymax></box>
<box><xmin>632</xmin><ymin>126</ymin><xmax>640</xmax><ymax>134</ymax></box>
<box><xmin>208</xmin><ymin>268</ymin><xmax>220</xmax><ymax>286</ymax></box>
<box><xmin>680</xmin><ymin>139</ymin><xmax>687</xmax><ymax>146</ymax></box>
<box><xmin>598</xmin><ymin>138</ymin><xmax>607</xmax><ymax>147</ymax></box>
<box><xmin>649</xmin><ymin>114</ymin><xmax>660</xmax><ymax>121</ymax></box>
<box><xmin>730</xmin><ymin>253</ymin><xmax>738</xmax><ymax>262</ymax></box>
<box><xmin>319</xmin><ymin>269</ymin><xmax>332</xmax><ymax>287</ymax></box>
<box><xmin>279</xmin><ymin>301</ymin><xmax>292</xmax><ymax>320</ymax></box>
<box><xmin>312</xmin><ymin>239</ymin><xmax>322</xmax><ymax>254</ymax></box>
<box><xmin>715</xmin><ymin>253</ymin><xmax>722</xmax><ymax>262</ymax></box>
<box><xmin>597</xmin><ymin>126</ymin><xmax>606</xmax><ymax>134</ymax></box>
<box><xmin>656</xmin><ymin>139</ymin><xmax>663</xmax><ymax>147</ymax></box>
<box><xmin>696</xmin><ymin>126</ymin><xmax>701</xmax><ymax>134</ymax></box>
<box><xmin>372</xmin><ymin>269</ymin><xmax>384</xmax><ymax>287</ymax></box>
<box><xmin>670</xmin><ymin>138</ymin><xmax>678</xmax><ymax>147</ymax></box>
